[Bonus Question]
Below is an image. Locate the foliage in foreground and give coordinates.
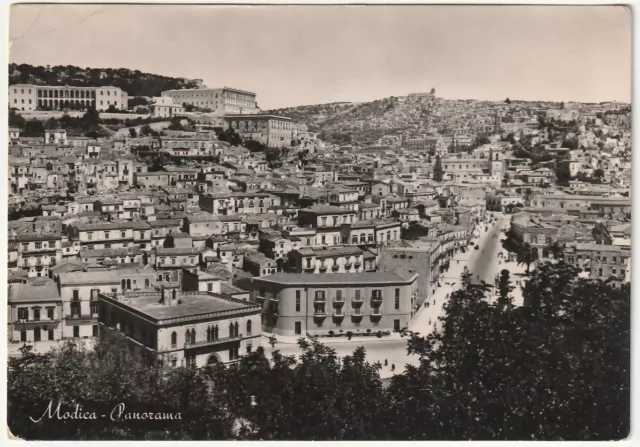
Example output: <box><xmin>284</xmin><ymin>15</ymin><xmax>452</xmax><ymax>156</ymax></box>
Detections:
<box><xmin>8</xmin><ymin>261</ymin><xmax>629</xmax><ymax>440</ymax></box>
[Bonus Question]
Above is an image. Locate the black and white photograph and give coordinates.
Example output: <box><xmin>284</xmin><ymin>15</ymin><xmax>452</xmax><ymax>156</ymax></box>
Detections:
<box><xmin>4</xmin><ymin>2</ymin><xmax>632</xmax><ymax>441</ymax></box>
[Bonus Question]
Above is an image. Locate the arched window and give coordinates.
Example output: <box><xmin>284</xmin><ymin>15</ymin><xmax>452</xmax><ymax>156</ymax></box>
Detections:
<box><xmin>213</xmin><ymin>325</ymin><xmax>219</xmax><ymax>340</ymax></box>
<box><xmin>246</xmin><ymin>320</ymin><xmax>252</xmax><ymax>336</ymax></box>
<box><xmin>126</xmin><ymin>279</ymin><xmax>131</xmax><ymax>290</ymax></box>
<box><xmin>190</xmin><ymin>328</ymin><xmax>195</xmax><ymax>343</ymax></box>
<box><xmin>171</xmin><ymin>331</ymin><xmax>177</xmax><ymax>347</ymax></box>
<box><xmin>229</xmin><ymin>322</ymin><xmax>234</xmax><ymax>337</ymax></box>
<box><xmin>234</xmin><ymin>322</ymin><xmax>239</xmax><ymax>337</ymax></box>
<box><xmin>121</xmin><ymin>279</ymin><xmax>126</xmax><ymax>290</ymax></box>
<box><xmin>360</xmin><ymin>233</ymin><xmax>366</xmax><ymax>244</ymax></box>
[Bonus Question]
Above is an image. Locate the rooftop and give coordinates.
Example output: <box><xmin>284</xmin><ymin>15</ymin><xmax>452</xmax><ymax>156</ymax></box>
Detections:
<box><xmin>254</xmin><ymin>271</ymin><xmax>417</xmax><ymax>286</ymax></box>
<box><xmin>104</xmin><ymin>291</ymin><xmax>258</xmax><ymax>322</ymax></box>
<box><xmin>10</xmin><ymin>278</ymin><xmax>61</xmax><ymax>303</ymax></box>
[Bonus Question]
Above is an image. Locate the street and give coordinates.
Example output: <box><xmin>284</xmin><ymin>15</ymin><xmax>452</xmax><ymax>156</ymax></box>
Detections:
<box><xmin>266</xmin><ymin>214</ymin><xmax>511</xmax><ymax>378</ymax></box>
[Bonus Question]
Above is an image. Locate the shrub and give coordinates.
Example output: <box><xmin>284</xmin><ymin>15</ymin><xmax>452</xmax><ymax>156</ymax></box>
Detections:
<box><xmin>366</xmin><ymin>329</ymin><xmax>371</xmax><ymax>333</ymax></box>
<box><xmin>376</xmin><ymin>331</ymin><xmax>382</xmax><ymax>338</ymax></box>
<box><xmin>328</xmin><ymin>330</ymin><xmax>334</xmax><ymax>336</ymax></box>
<box><xmin>346</xmin><ymin>331</ymin><xmax>353</xmax><ymax>340</ymax></box>
<box><xmin>475</xmin><ymin>245</ymin><xmax>480</xmax><ymax>250</ymax></box>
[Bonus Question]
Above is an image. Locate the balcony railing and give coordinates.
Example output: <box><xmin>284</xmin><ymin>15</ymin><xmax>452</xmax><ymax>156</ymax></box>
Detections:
<box><xmin>371</xmin><ymin>296</ymin><xmax>383</xmax><ymax>306</ymax></box>
<box><xmin>319</xmin><ymin>266</ymin><xmax>327</xmax><ymax>273</ymax></box>
<box><xmin>314</xmin><ymin>295</ymin><xmax>326</xmax><ymax>303</ymax></box>
<box><xmin>331</xmin><ymin>265</ymin><xmax>340</xmax><ymax>272</ymax></box>
<box><xmin>344</xmin><ymin>263</ymin><xmax>352</xmax><ymax>269</ymax></box>
<box><xmin>371</xmin><ymin>308</ymin><xmax>382</xmax><ymax>316</ymax></box>
<box><xmin>184</xmin><ymin>334</ymin><xmax>242</xmax><ymax>349</ymax></box>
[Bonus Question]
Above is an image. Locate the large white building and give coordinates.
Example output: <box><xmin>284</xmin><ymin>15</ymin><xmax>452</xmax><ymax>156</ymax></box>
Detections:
<box><xmin>9</xmin><ymin>84</ymin><xmax>128</xmax><ymax>112</ymax></box>
<box><xmin>161</xmin><ymin>86</ymin><xmax>260</xmax><ymax>116</ymax></box>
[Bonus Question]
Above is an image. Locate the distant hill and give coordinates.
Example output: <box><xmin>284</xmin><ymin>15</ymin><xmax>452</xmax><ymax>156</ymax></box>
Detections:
<box><xmin>268</xmin><ymin>96</ymin><xmax>403</xmax><ymax>145</ymax></box>
<box><xmin>8</xmin><ymin>63</ymin><xmax>198</xmax><ymax>97</ymax></box>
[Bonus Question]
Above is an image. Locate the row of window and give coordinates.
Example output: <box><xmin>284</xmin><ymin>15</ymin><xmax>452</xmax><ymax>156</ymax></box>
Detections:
<box><xmin>159</xmin><ymin>257</ymin><xmax>197</xmax><ymax>265</ymax></box>
<box><xmin>17</xmin><ymin>307</ymin><xmax>56</xmax><ymax>321</ymax></box>
<box><xmin>170</xmin><ymin>321</ymin><xmax>251</xmax><ymax>347</ymax></box>
<box><xmin>287</xmin><ymin>289</ymin><xmax>401</xmax><ymax>311</ymax></box>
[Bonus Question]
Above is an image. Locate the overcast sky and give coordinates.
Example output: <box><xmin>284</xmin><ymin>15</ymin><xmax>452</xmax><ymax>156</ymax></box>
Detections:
<box><xmin>9</xmin><ymin>4</ymin><xmax>631</xmax><ymax>109</ymax></box>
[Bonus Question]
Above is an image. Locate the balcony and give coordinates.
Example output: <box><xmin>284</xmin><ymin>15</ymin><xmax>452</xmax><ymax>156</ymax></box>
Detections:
<box><xmin>344</xmin><ymin>263</ymin><xmax>352</xmax><ymax>270</ymax></box>
<box><xmin>351</xmin><ymin>312</ymin><xmax>364</xmax><ymax>322</ymax></box>
<box><xmin>313</xmin><ymin>310</ymin><xmax>327</xmax><ymax>323</ymax></box>
<box><xmin>371</xmin><ymin>295</ymin><xmax>383</xmax><ymax>306</ymax></box>
<box><xmin>184</xmin><ymin>334</ymin><xmax>242</xmax><ymax>350</ymax></box>
<box><xmin>333</xmin><ymin>311</ymin><xmax>345</xmax><ymax>322</ymax></box>
<box><xmin>333</xmin><ymin>297</ymin><xmax>345</xmax><ymax>308</ymax></box>
<box><xmin>331</xmin><ymin>265</ymin><xmax>340</xmax><ymax>272</ymax></box>
<box><xmin>354</xmin><ymin>262</ymin><xmax>362</xmax><ymax>268</ymax></box>
<box><xmin>370</xmin><ymin>308</ymin><xmax>382</xmax><ymax>321</ymax></box>
<box><xmin>351</xmin><ymin>296</ymin><xmax>364</xmax><ymax>307</ymax></box>
<box><xmin>319</xmin><ymin>266</ymin><xmax>327</xmax><ymax>273</ymax></box>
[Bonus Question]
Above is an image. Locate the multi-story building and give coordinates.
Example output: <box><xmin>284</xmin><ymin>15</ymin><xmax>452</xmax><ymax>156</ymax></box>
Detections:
<box><xmin>199</xmin><ymin>192</ymin><xmax>279</xmax><ymax>215</ymax></box>
<box><xmin>287</xmin><ymin>246</ymin><xmax>365</xmax><ymax>274</ymax></box>
<box><xmin>98</xmin><ymin>289</ymin><xmax>262</xmax><ymax>367</ymax></box>
<box><xmin>8</xmin><ymin>278</ymin><xmax>63</xmax><ymax>343</ymax></box>
<box><xmin>68</xmin><ymin>221</ymin><xmax>152</xmax><ymax>250</ymax></box>
<box><xmin>161</xmin><ymin>87</ymin><xmax>259</xmax><ymax>116</ymax></box>
<box><xmin>224</xmin><ymin>114</ymin><xmax>293</xmax><ymax>148</ymax></box>
<box><xmin>378</xmin><ymin>239</ymin><xmax>442</xmax><ymax>306</ymax></box>
<box><xmin>15</xmin><ymin>233</ymin><xmax>63</xmax><ymax>278</ymax></box>
<box><xmin>252</xmin><ymin>271</ymin><xmax>418</xmax><ymax>337</ymax></box>
<box><xmin>298</xmin><ymin>205</ymin><xmax>358</xmax><ymax>247</ymax></box>
<box><xmin>9</xmin><ymin>84</ymin><xmax>128</xmax><ymax>112</ymax></box>
<box><xmin>57</xmin><ymin>268</ymin><xmax>157</xmax><ymax>339</ymax></box>
<box><xmin>563</xmin><ymin>243</ymin><xmax>630</xmax><ymax>287</ymax></box>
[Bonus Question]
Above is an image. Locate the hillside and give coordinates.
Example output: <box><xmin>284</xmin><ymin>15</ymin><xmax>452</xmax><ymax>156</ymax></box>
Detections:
<box><xmin>268</xmin><ymin>96</ymin><xmax>403</xmax><ymax>144</ymax></box>
<box><xmin>8</xmin><ymin>63</ymin><xmax>198</xmax><ymax>97</ymax></box>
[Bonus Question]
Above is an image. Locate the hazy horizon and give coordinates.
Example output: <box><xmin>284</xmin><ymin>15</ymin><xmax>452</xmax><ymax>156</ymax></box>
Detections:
<box><xmin>9</xmin><ymin>4</ymin><xmax>631</xmax><ymax>109</ymax></box>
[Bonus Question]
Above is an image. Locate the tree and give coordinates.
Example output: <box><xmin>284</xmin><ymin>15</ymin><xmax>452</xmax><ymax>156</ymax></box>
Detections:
<box><xmin>505</xmin><ymin>97</ymin><xmax>511</xmax><ymax>104</ymax></box>
<box><xmin>593</xmin><ymin>168</ymin><xmax>605</xmax><ymax>179</ymax></box>
<box><xmin>516</xmin><ymin>243</ymin><xmax>538</xmax><ymax>274</ymax></box>
<box><xmin>560</xmin><ymin>101</ymin><xmax>565</xmax><ymax>109</ymax></box>
<box><xmin>496</xmin><ymin>269</ymin><xmax>515</xmax><ymax>311</ymax></box>
<box><xmin>9</xmin><ymin>108</ymin><xmax>26</xmax><ymax>128</ymax></box>
<box><xmin>129</xmin><ymin>127</ymin><xmax>138</xmax><ymax>138</ymax></box>
<box><xmin>8</xmin><ymin>331</ymin><xmax>236</xmax><ymax>440</ymax></box>
<box><xmin>389</xmin><ymin>261</ymin><xmax>629</xmax><ymax>440</ymax></box>
<box><xmin>546</xmin><ymin>241</ymin><xmax>564</xmax><ymax>260</ymax></box>
<box><xmin>168</xmin><ymin>117</ymin><xmax>186</xmax><ymax>131</ymax></box>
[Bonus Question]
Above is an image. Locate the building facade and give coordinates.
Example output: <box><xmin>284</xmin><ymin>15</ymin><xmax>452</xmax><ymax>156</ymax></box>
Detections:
<box><xmin>224</xmin><ymin>114</ymin><xmax>293</xmax><ymax>148</ymax></box>
<box><xmin>9</xmin><ymin>84</ymin><xmax>128</xmax><ymax>112</ymax></box>
<box><xmin>98</xmin><ymin>289</ymin><xmax>262</xmax><ymax>367</ymax></box>
<box><xmin>161</xmin><ymin>87</ymin><xmax>259</xmax><ymax>116</ymax></box>
<box><xmin>251</xmin><ymin>272</ymin><xmax>418</xmax><ymax>337</ymax></box>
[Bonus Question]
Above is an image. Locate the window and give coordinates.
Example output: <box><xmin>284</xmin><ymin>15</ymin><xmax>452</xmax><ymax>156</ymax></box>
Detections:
<box><xmin>73</xmin><ymin>326</ymin><xmax>80</xmax><ymax>338</ymax></box>
<box><xmin>20</xmin><ymin>330</ymin><xmax>27</xmax><ymax>342</ymax></box>
<box><xmin>315</xmin><ymin>291</ymin><xmax>325</xmax><ymax>301</ymax></box>
<box><xmin>171</xmin><ymin>331</ymin><xmax>177</xmax><ymax>347</ymax></box>
<box><xmin>296</xmin><ymin>290</ymin><xmax>301</xmax><ymax>312</ymax></box>
<box><xmin>18</xmin><ymin>308</ymin><xmax>28</xmax><ymax>321</ymax></box>
<box><xmin>47</xmin><ymin>308</ymin><xmax>54</xmax><ymax>320</ymax></box>
<box><xmin>48</xmin><ymin>329</ymin><xmax>54</xmax><ymax>341</ymax></box>
<box><xmin>33</xmin><ymin>308</ymin><xmax>40</xmax><ymax>321</ymax></box>
<box><xmin>90</xmin><ymin>301</ymin><xmax>99</xmax><ymax>315</ymax></box>
<box><xmin>72</xmin><ymin>289</ymin><xmax>79</xmax><ymax>300</ymax></box>
<box><xmin>92</xmin><ymin>325</ymin><xmax>99</xmax><ymax>337</ymax></box>
<box><xmin>246</xmin><ymin>320</ymin><xmax>252</xmax><ymax>336</ymax></box>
